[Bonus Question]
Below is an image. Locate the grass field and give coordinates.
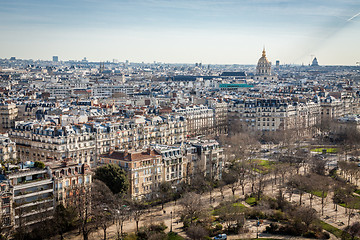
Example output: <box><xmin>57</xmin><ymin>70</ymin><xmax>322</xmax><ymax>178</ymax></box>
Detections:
<box><xmin>319</xmin><ymin>221</ymin><xmax>359</xmax><ymax>240</ymax></box>
<box><xmin>245</xmin><ymin>197</ymin><xmax>257</xmax><ymax>206</ymax></box>
<box><xmin>250</xmin><ymin>159</ymin><xmax>275</xmax><ymax>174</ymax></box>
<box><xmin>167</xmin><ymin>232</ymin><xmax>184</xmax><ymax>240</ymax></box>
<box><xmin>212</xmin><ymin>202</ymin><xmax>247</xmax><ymax>216</ymax></box>
<box><xmin>338</xmin><ymin>194</ymin><xmax>360</xmax><ymax>209</ymax></box>
<box><xmin>311</xmin><ymin>190</ymin><xmax>328</xmax><ymax>198</ymax></box>
<box><xmin>310</xmin><ymin>147</ymin><xmax>338</xmax><ymax>153</ymax></box>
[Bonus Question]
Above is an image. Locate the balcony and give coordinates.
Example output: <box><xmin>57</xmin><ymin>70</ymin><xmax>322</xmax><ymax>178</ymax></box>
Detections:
<box><xmin>14</xmin><ymin>188</ymin><xmax>53</xmax><ymax>200</ymax></box>
<box><xmin>14</xmin><ymin>179</ymin><xmax>52</xmax><ymax>190</ymax></box>
<box><xmin>9</xmin><ymin>169</ymin><xmax>48</xmax><ymax>179</ymax></box>
<box><xmin>14</xmin><ymin>198</ymin><xmax>53</xmax><ymax>209</ymax></box>
<box><xmin>15</xmin><ymin>207</ymin><xmax>54</xmax><ymax>219</ymax></box>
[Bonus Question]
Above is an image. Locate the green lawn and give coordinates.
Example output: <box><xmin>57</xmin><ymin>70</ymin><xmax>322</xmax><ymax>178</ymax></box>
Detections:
<box><xmin>311</xmin><ymin>190</ymin><xmax>328</xmax><ymax>198</ymax></box>
<box><xmin>168</xmin><ymin>232</ymin><xmax>184</xmax><ymax>240</ymax></box>
<box><xmin>213</xmin><ymin>202</ymin><xmax>246</xmax><ymax>216</ymax></box>
<box><xmin>310</xmin><ymin>147</ymin><xmax>338</xmax><ymax>153</ymax></box>
<box><xmin>233</xmin><ymin>202</ymin><xmax>247</xmax><ymax>208</ymax></box>
<box><xmin>250</xmin><ymin>159</ymin><xmax>275</xmax><ymax>174</ymax></box>
<box><xmin>319</xmin><ymin>221</ymin><xmax>359</xmax><ymax>240</ymax></box>
<box><xmin>339</xmin><ymin>194</ymin><xmax>360</xmax><ymax>209</ymax></box>
<box><xmin>245</xmin><ymin>197</ymin><xmax>257</xmax><ymax>206</ymax></box>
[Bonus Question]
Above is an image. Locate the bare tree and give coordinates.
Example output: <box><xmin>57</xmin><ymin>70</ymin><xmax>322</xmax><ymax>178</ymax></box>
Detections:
<box><xmin>130</xmin><ymin>200</ymin><xmax>148</xmax><ymax>232</ymax></box>
<box><xmin>345</xmin><ymin>222</ymin><xmax>360</xmax><ymax>240</ymax></box>
<box><xmin>179</xmin><ymin>192</ymin><xmax>204</xmax><ymax>224</ymax></box>
<box><xmin>74</xmin><ymin>185</ymin><xmax>94</xmax><ymax>240</ymax></box>
<box><xmin>114</xmin><ymin>199</ymin><xmax>131</xmax><ymax>239</ymax></box>
<box><xmin>222</xmin><ymin>168</ymin><xmax>240</xmax><ymax>196</ymax></box>
<box><xmin>91</xmin><ymin>180</ymin><xmax>116</xmax><ymax>240</ymax></box>
<box><xmin>186</xmin><ymin>224</ymin><xmax>208</xmax><ymax>240</ymax></box>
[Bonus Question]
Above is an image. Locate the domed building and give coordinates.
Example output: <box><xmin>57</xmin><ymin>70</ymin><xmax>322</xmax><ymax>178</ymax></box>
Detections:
<box><xmin>311</xmin><ymin>57</ymin><xmax>319</xmax><ymax>67</ymax></box>
<box><xmin>254</xmin><ymin>48</ymin><xmax>277</xmax><ymax>81</ymax></box>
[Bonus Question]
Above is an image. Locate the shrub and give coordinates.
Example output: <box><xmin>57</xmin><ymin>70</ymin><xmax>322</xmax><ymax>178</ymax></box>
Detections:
<box><xmin>34</xmin><ymin>161</ymin><xmax>45</xmax><ymax>169</ymax></box>
<box><xmin>265</xmin><ymin>223</ymin><xmax>279</xmax><ymax>233</ymax></box>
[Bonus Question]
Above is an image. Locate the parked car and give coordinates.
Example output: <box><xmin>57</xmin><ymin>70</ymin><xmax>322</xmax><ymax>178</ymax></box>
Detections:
<box><xmin>214</xmin><ymin>234</ymin><xmax>227</xmax><ymax>240</ymax></box>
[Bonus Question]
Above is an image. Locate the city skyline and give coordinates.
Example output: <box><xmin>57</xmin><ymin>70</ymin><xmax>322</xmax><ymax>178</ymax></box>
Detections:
<box><xmin>1</xmin><ymin>0</ymin><xmax>360</xmax><ymax>65</ymax></box>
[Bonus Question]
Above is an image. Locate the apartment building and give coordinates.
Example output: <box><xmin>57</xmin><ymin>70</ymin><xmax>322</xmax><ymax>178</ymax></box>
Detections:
<box><xmin>45</xmin><ymin>84</ymin><xmax>71</xmax><ymax>98</ymax></box>
<box><xmin>152</xmin><ymin>145</ymin><xmax>187</xmax><ymax>185</ymax></box>
<box><xmin>208</xmin><ymin>99</ymin><xmax>228</xmax><ymax>135</ymax></box>
<box><xmin>0</xmin><ymin>103</ymin><xmax>18</xmax><ymax>131</ymax></box>
<box><xmin>51</xmin><ymin>162</ymin><xmax>92</xmax><ymax>207</ymax></box>
<box><xmin>0</xmin><ymin>134</ymin><xmax>17</xmax><ymax>162</ymax></box>
<box><xmin>8</xmin><ymin>166</ymin><xmax>54</xmax><ymax>227</ymax></box>
<box><xmin>0</xmin><ymin>161</ymin><xmax>92</xmax><ymax>229</ymax></box>
<box><xmin>0</xmin><ymin>179</ymin><xmax>13</xmax><ymax>229</ymax></box>
<box><xmin>230</xmin><ymin>99</ymin><xmax>320</xmax><ymax>132</ymax></box>
<box><xmin>99</xmin><ymin>149</ymin><xmax>163</xmax><ymax>199</ymax></box>
<box><xmin>99</xmin><ymin>143</ymin><xmax>207</xmax><ymax>199</ymax></box>
<box><xmin>189</xmin><ymin>140</ymin><xmax>224</xmax><ymax>180</ymax></box>
<box><xmin>173</xmin><ymin>105</ymin><xmax>214</xmax><ymax>137</ymax></box>
<box><xmin>114</xmin><ymin>115</ymin><xmax>186</xmax><ymax>150</ymax></box>
<box><xmin>320</xmin><ymin>96</ymin><xmax>343</xmax><ymax>121</ymax></box>
<box><xmin>92</xmin><ymin>84</ymin><xmax>134</xmax><ymax>98</ymax></box>
<box><xmin>9</xmin><ymin>121</ymin><xmax>97</xmax><ymax>166</ymax></box>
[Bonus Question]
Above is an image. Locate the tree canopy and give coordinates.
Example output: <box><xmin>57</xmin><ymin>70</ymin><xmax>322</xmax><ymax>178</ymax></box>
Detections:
<box><xmin>94</xmin><ymin>164</ymin><xmax>129</xmax><ymax>195</ymax></box>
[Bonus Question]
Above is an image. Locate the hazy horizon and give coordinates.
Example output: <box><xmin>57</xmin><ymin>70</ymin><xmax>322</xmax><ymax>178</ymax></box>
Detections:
<box><xmin>1</xmin><ymin>0</ymin><xmax>360</xmax><ymax>66</ymax></box>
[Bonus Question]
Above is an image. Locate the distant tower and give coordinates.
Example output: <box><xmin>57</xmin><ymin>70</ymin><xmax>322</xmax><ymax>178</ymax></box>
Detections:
<box><xmin>53</xmin><ymin>56</ymin><xmax>59</xmax><ymax>62</ymax></box>
<box><xmin>311</xmin><ymin>57</ymin><xmax>319</xmax><ymax>66</ymax></box>
<box><xmin>99</xmin><ymin>62</ymin><xmax>105</xmax><ymax>73</ymax></box>
<box><xmin>256</xmin><ymin>48</ymin><xmax>271</xmax><ymax>76</ymax></box>
<box><xmin>276</xmin><ymin>60</ymin><xmax>280</xmax><ymax>68</ymax></box>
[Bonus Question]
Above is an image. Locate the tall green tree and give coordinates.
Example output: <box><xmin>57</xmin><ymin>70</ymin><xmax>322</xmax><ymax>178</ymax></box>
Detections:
<box><xmin>94</xmin><ymin>164</ymin><xmax>129</xmax><ymax>195</ymax></box>
<box><xmin>53</xmin><ymin>204</ymin><xmax>78</xmax><ymax>240</ymax></box>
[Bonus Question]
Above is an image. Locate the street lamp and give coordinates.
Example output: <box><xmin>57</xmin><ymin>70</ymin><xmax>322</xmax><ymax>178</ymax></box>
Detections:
<box><xmin>170</xmin><ymin>211</ymin><xmax>173</xmax><ymax>232</ymax></box>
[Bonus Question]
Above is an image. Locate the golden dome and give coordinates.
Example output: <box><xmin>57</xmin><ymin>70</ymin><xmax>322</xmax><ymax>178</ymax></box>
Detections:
<box><xmin>256</xmin><ymin>47</ymin><xmax>271</xmax><ymax>76</ymax></box>
<box><xmin>258</xmin><ymin>48</ymin><xmax>269</xmax><ymax>65</ymax></box>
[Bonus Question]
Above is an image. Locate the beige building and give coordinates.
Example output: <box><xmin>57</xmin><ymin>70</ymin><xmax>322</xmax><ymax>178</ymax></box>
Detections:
<box><xmin>174</xmin><ymin>105</ymin><xmax>214</xmax><ymax>137</ymax></box>
<box><xmin>0</xmin><ymin>134</ymin><xmax>17</xmax><ymax>162</ymax></box>
<box><xmin>0</xmin><ymin>103</ymin><xmax>18</xmax><ymax>131</ymax></box>
<box><xmin>208</xmin><ymin>99</ymin><xmax>228</xmax><ymax>135</ymax></box>
<box><xmin>100</xmin><ymin>149</ymin><xmax>163</xmax><ymax>199</ymax></box>
<box><xmin>188</xmin><ymin>140</ymin><xmax>224</xmax><ymax>180</ymax></box>
<box><xmin>114</xmin><ymin>115</ymin><xmax>186</xmax><ymax>150</ymax></box>
<box><xmin>9</xmin><ymin>121</ymin><xmax>96</xmax><ymax>166</ymax></box>
<box><xmin>231</xmin><ymin>98</ymin><xmax>320</xmax><ymax>132</ymax></box>
<box><xmin>52</xmin><ymin>162</ymin><xmax>92</xmax><ymax>207</ymax></box>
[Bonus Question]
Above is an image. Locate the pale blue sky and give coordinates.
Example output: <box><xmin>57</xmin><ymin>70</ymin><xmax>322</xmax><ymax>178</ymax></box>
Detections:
<box><xmin>0</xmin><ymin>0</ymin><xmax>360</xmax><ymax>65</ymax></box>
